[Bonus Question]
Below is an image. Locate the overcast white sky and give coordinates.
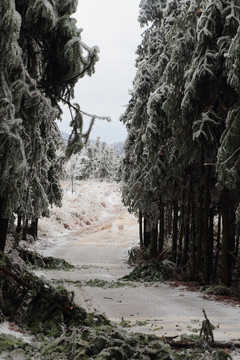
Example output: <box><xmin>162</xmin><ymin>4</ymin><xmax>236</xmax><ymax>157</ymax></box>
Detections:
<box><xmin>57</xmin><ymin>0</ymin><xmax>142</xmax><ymax>144</ymax></box>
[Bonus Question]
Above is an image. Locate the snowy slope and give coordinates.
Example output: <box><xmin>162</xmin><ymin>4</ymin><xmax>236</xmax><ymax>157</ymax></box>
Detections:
<box><xmin>38</xmin><ymin>181</ymin><xmax>124</xmax><ymax>238</ymax></box>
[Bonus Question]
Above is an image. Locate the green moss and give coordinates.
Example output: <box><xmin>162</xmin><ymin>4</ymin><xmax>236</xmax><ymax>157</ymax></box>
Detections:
<box><xmin>0</xmin><ymin>334</ymin><xmax>25</xmax><ymax>352</ymax></box>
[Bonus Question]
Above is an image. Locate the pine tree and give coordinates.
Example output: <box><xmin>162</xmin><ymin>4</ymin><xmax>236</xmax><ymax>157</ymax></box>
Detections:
<box><xmin>121</xmin><ymin>0</ymin><xmax>240</xmax><ymax>286</ymax></box>
<box><xmin>0</xmin><ymin>0</ymin><xmax>99</xmax><ymax>251</ymax></box>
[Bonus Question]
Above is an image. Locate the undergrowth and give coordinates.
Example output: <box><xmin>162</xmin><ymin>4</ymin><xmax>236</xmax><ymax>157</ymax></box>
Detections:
<box><xmin>122</xmin><ymin>259</ymin><xmax>176</xmax><ymax>282</ymax></box>
<box><xmin>18</xmin><ymin>247</ymin><xmax>75</xmax><ymax>270</ymax></box>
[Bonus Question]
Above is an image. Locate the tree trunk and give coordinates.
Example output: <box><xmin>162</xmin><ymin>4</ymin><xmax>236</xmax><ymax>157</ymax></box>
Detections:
<box><xmin>0</xmin><ymin>198</ymin><xmax>8</xmax><ymax>252</ymax></box>
<box><xmin>177</xmin><ymin>201</ymin><xmax>184</xmax><ymax>267</ymax></box>
<box><xmin>150</xmin><ymin>224</ymin><xmax>158</xmax><ymax>258</ymax></box>
<box><xmin>143</xmin><ymin>216</ymin><xmax>151</xmax><ymax>249</ymax></box>
<box><xmin>196</xmin><ymin>190</ymin><xmax>203</xmax><ymax>277</ymax></box>
<box><xmin>172</xmin><ymin>201</ymin><xmax>178</xmax><ymax>263</ymax></box>
<box><xmin>22</xmin><ymin>219</ymin><xmax>29</xmax><ymax>241</ymax></box>
<box><xmin>221</xmin><ymin>188</ymin><xmax>235</xmax><ymax>287</ymax></box>
<box><xmin>196</xmin><ymin>150</ymin><xmax>204</xmax><ymax>277</ymax></box>
<box><xmin>182</xmin><ymin>203</ymin><xmax>190</xmax><ymax>268</ymax></box>
<box><xmin>166</xmin><ymin>204</ymin><xmax>172</xmax><ymax>237</ymax></box>
<box><xmin>213</xmin><ymin>214</ymin><xmax>221</xmax><ymax>281</ymax></box>
<box><xmin>30</xmin><ymin>218</ymin><xmax>38</xmax><ymax>240</ymax></box>
<box><xmin>235</xmin><ymin>222</ymin><xmax>240</xmax><ymax>256</ymax></box>
<box><xmin>203</xmin><ymin>181</ymin><xmax>212</xmax><ymax>284</ymax></box>
<box><xmin>16</xmin><ymin>215</ymin><xmax>22</xmax><ymax>234</ymax></box>
<box><xmin>158</xmin><ymin>203</ymin><xmax>164</xmax><ymax>254</ymax></box>
<box><xmin>139</xmin><ymin>211</ymin><xmax>143</xmax><ymax>250</ymax></box>
<box><xmin>191</xmin><ymin>202</ymin><xmax>196</xmax><ymax>279</ymax></box>
<box><xmin>209</xmin><ymin>207</ymin><xmax>214</xmax><ymax>274</ymax></box>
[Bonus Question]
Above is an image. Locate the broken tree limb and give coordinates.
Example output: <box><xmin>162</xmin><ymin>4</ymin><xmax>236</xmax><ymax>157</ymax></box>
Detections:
<box><xmin>0</xmin><ymin>263</ymin><xmax>73</xmax><ymax>316</ymax></box>
<box><xmin>163</xmin><ymin>339</ymin><xmax>240</xmax><ymax>349</ymax></box>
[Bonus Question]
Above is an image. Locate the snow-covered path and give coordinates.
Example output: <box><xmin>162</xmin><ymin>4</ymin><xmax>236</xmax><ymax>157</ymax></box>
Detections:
<box><xmin>32</xmin><ymin>182</ymin><xmax>240</xmax><ymax>344</ymax></box>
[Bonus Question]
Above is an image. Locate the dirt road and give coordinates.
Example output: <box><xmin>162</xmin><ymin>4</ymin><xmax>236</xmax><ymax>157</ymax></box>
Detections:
<box><xmin>36</xmin><ymin>209</ymin><xmax>240</xmax><ymax>343</ymax></box>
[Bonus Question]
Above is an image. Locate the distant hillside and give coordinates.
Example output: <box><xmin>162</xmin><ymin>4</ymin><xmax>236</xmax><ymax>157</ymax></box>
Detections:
<box><xmin>60</xmin><ymin>131</ymin><xmax>69</xmax><ymax>145</ymax></box>
<box><xmin>60</xmin><ymin>131</ymin><xmax>124</xmax><ymax>154</ymax></box>
<box><xmin>111</xmin><ymin>141</ymin><xmax>124</xmax><ymax>155</ymax></box>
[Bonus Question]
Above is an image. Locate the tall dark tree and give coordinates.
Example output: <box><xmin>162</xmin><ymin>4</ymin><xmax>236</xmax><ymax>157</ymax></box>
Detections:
<box><xmin>0</xmin><ymin>0</ymin><xmax>99</xmax><ymax>251</ymax></box>
<box><xmin>121</xmin><ymin>0</ymin><xmax>240</xmax><ymax>286</ymax></box>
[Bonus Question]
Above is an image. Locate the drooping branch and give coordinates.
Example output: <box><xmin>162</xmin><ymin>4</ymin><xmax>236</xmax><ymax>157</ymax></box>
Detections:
<box><xmin>56</xmin><ymin>50</ymin><xmax>98</xmax><ymax>86</ymax></box>
<box><xmin>204</xmin><ymin>146</ymin><xmax>240</xmax><ymax>167</ymax></box>
<box><xmin>39</xmin><ymin>81</ymin><xmax>111</xmax><ymax>123</ymax></box>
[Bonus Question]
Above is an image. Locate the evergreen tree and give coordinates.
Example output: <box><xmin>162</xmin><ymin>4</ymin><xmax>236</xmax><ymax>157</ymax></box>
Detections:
<box><xmin>64</xmin><ymin>138</ymin><xmax>121</xmax><ymax>183</ymax></box>
<box><xmin>0</xmin><ymin>0</ymin><xmax>99</xmax><ymax>250</ymax></box>
<box><xmin>121</xmin><ymin>0</ymin><xmax>240</xmax><ymax>286</ymax></box>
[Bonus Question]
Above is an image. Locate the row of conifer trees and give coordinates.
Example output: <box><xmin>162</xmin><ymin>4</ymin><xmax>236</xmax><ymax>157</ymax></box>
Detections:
<box><xmin>0</xmin><ymin>0</ymin><xmax>98</xmax><ymax>251</ymax></box>
<box><xmin>121</xmin><ymin>0</ymin><xmax>240</xmax><ymax>287</ymax></box>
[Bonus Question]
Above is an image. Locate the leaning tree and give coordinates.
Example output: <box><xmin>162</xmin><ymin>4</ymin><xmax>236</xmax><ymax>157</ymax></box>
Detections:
<box><xmin>0</xmin><ymin>0</ymin><xmax>99</xmax><ymax>251</ymax></box>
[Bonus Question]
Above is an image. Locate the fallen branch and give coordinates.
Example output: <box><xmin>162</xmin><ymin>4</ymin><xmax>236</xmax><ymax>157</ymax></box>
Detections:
<box><xmin>164</xmin><ymin>339</ymin><xmax>240</xmax><ymax>349</ymax></box>
<box><xmin>0</xmin><ymin>263</ymin><xmax>72</xmax><ymax>316</ymax></box>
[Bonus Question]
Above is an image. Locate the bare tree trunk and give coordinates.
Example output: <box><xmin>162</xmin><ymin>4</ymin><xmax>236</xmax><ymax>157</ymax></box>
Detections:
<box><xmin>16</xmin><ymin>215</ymin><xmax>22</xmax><ymax>234</ymax></box>
<box><xmin>213</xmin><ymin>214</ymin><xmax>221</xmax><ymax>281</ymax></box>
<box><xmin>150</xmin><ymin>224</ymin><xmax>158</xmax><ymax>258</ymax></box>
<box><xmin>203</xmin><ymin>181</ymin><xmax>212</xmax><ymax>284</ymax></box>
<box><xmin>30</xmin><ymin>218</ymin><xmax>38</xmax><ymax>240</ymax></box>
<box><xmin>182</xmin><ymin>200</ymin><xmax>190</xmax><ymax>268</ymax></box>
<box><xmin>158</xmin><ymin>203</ymin><xmax>164</xmax><ymax>254</ymax></box>
<box><xmin>221</xmin><ymin>188</ymin><xmax>235</xmax><ymax>287</ymax></box>
<box><xmin>166</xmin><ymin>204</ymin><xmax>172</xmax><ymax>237</ymax></box>
<box><xmin>177</xmin><ymin>200</ymin><xmax>184</xmax><ymax>267</ymax></box>
<box><xmin>235</xmin><ymin>222</ymin><xmax>240</xmax><ymax>256</ymax></box>
<box><xmin>143</xmin><ymin>216</ymin><xmax>151</xmax><ymax>249</ymax></box>
<box><xmin>22</xmin><ymin>219</ymin><xmax>29</xmax><ymax>241</ymax></box>
<box><xmin>191</xmin><ymin>202</ymin><xmax>196</xmax><ymax>279</ymax></box>
<box><xmin>139</xmin><ymin>211</ymin><xmax>143</xmax><ymax>250</ymax></box>
<box><xmin>196</xmin><ymin>150</ymin><xmax>204</xmax><ymax>277</ymax></box>
<box><xmin>172</xmin><ymin>201</ymin><xmax>178</xmax><ymax>263</ymax></box>
<box><xmin>196</xmin><ymin>190</ymin><xmax>203</xmax><ymax>277</ymax></box>
<box><xmin>0</xmin><ymin>198</ymin><xmax>8</xmax><ymax>252</ymax></box>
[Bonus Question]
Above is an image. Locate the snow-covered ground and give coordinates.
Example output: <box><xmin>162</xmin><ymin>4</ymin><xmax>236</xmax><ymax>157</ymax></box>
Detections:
<box><xmin>2</xmin><ymin>181</ymin><xmax>240</xmax><ymax>359</ymax></box>
<box><xmin>38</xmin><ymin>180</ymin><xmax>124</xmax><ymax>238</ymax></box>
<box><xmin>0</xmin><ymin>321</ymin><xmax>33</xmax><ymax>343</ymax></box>
<box><xmin>26</xmin><ymin>181</ymin><xmax>240</xmax><ymax>350</ymax></box>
